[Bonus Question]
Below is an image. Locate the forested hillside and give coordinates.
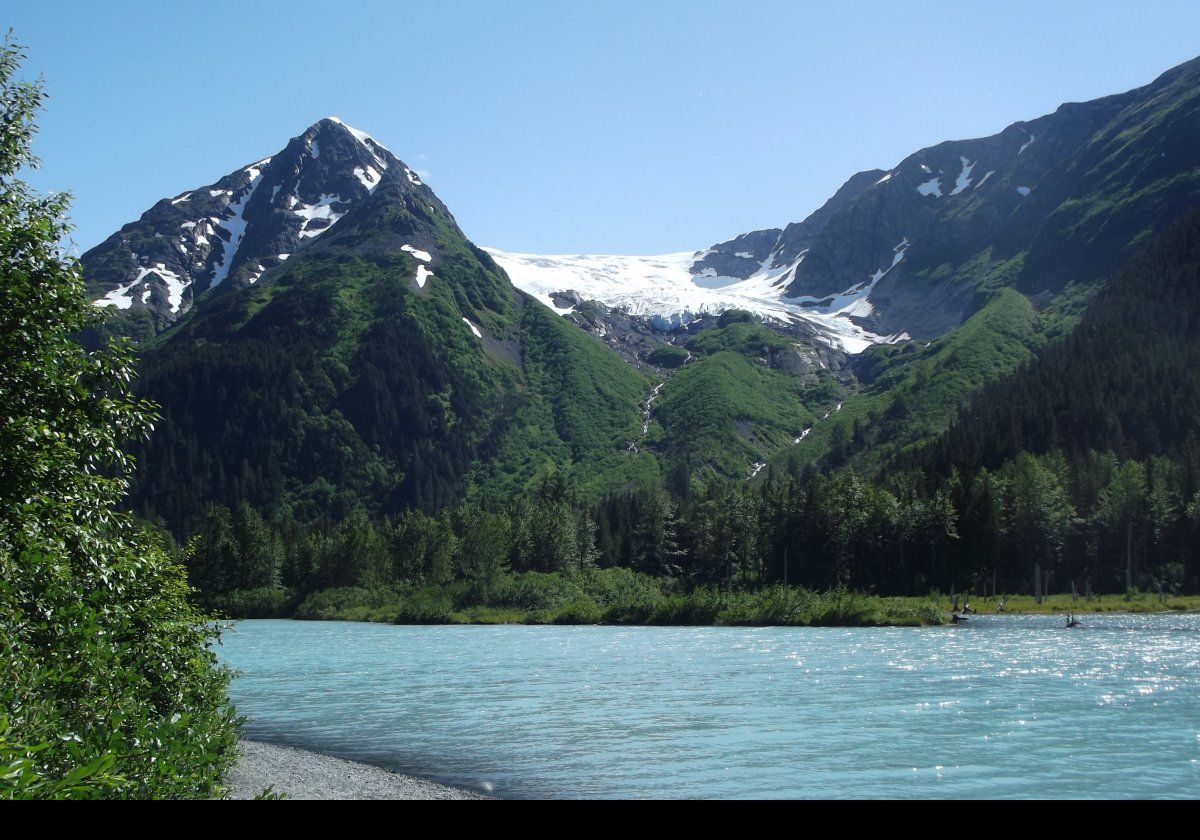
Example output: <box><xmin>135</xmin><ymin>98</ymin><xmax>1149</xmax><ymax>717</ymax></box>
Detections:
<box><xmin>62</xmin><ymin>52</ymin><xmax>1200</xmax><ymax>613</ymax></box>
<box><xmin>909</xmin><ymin>205</ymin><xmax>1200</xmax><ymax>478</ymax></box>
<box><xmin>768</xmin><ymin>288</ymin><xmax>1053</xmax><ymax>476</ymax></box>
<box><xmin>129</xmin><ymin>175</ymin><xmax>658</xmax><ymax>535</ymax></box>
<box><xmin>179</xmin><ymin>206</ymin><xmax>1200</xmax><ymax>624</ymax></box>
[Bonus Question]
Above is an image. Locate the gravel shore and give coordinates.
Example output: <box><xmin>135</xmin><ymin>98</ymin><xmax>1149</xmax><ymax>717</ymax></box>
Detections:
<box><xmin>226</xmin><ymin>740</ymin><xmax>489</xmax><ymax>800</ymax></box>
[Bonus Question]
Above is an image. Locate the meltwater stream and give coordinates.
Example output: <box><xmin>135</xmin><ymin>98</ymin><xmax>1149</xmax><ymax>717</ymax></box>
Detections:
<box><xmin>218</xmin><ymin>616</ymin><xmax>1200</xmax><ymax>798</ymax></box>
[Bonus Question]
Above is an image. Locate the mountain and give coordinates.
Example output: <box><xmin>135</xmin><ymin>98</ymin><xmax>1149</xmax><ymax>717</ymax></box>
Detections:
<box><xmin>493</xmin><ymin>55</ymin><xmax>1200</xmax><ymax>342</ymax></box>
<box><xmin>84</xmin><ymin>117</ymin><xmax>407</xmax><ymax>335</ymax></box>
<box><xmin>905</xmin><ymin>203</ymin><xmax>1200</xmax><ymax>478</ymax></box>
<box><xmin>80</xmin><ymin>54</ymin><xmax>1200</xmax><ymax>531</ymax></box>
<box><xmin>120</xmin><ymin>122</ymin><xmax>661</xmax><ymax>533</ymax></box>
<box><xmin>92</xmin><ymin>55</ymin><xmax>1200</xmax><ymax>353</ymax></box>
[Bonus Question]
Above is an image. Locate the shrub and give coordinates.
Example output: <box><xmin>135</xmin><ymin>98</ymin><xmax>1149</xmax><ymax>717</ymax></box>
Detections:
<box><xmin>294</xmin><ymin>586</ymin><xmax>404</xmax><ymax>620</ymax></box>
<box><xmin>487</xmin><ymin>572</ymin><xmax>587</xmax><ymax>612</ymax></box>
<box><xmin>551</xmin><ymin>597</ymin><xmax>604</xmax><ymax>624</ymax></box>
<box><xmin>209</xmin><ymin>587</ymin><xmax>295</xmax><ymax>619</ymax></box>
<box><xmin>647</xmin><ymin>345</ymin><xmax>689</xmax><ymax>369</ymax></box>
<box><xmin>392</xmin><ymin>587</ymin><xmax>455</xmax><ymax>624</ymax></box>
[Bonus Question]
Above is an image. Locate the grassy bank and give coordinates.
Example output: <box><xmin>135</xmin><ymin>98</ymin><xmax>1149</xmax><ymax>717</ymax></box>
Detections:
<box><xmin>935</xmin><ymin>592</ymin><xmax>1200</xmax><ymax>614</ymax></box>
<box><xmin>209</xmin><ymin>569</ymin><xmax>946</xmax><ymax>627</ymax></box>
<box><xmin>208</xmin><ymin>571</ymin><xmax>1200</xmax><ymax>627</ymax></box>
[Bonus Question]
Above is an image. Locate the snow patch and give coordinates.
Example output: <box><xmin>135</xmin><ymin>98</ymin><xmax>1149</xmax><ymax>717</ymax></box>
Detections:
<box><xmin>171</xmin><ymin>192</ymin><xmax>192</xmax><ymax>205</ymax></box>
<box><xmin>949</xmin><ymin>157</ymin><xmax>976</xmax><ymax>195</ymax></box>
<box><xmin>293</xmin><ymin>194</ymin><xmax>346</xmax><ymax>238</ymax></box>
<box><xmin>405</xmin><ymin>168</ymin><xmax>422</xmax><ymax>186</ymax></box>
<box><xmin>210</xmin><ymin>167</ymin><xmax>265</xmax><ymax>287</ymax></box>
<box><xmin>1019</xmin><ymin>133</ymin><xmax>1036</xmax><ymax>155</ymax></box>
<box><xmin>917</xmin><ymin>178</ymin><xmax>942</xmax><ymax>198</ymax></box>
<box><xmin>874</xmin><ymin>172</ymin><xmax>893</xmax><ymax>185</ymax></box>
<box><xmin>415</xmin><ymin>265</ymin><xmax>433</xmax><ymax>288</ymax></box>
<box><xmin>179</xmin><ymin>217</ymin><xmax>215</xmax><ymax>250</ymax></box>
<box><xmin>402</xmin><ymin>244</ymin><xmax>432</xmax><ymax>263</ymax></box>
<box><xmin>243</xmin><ymin>161</ymin><xmax>267</xmax><ymax>182</ymax></box>
<box><xmin>1016</xmin><ymin>186</ymin><xmax>1031</xmax><ymax>197</ymax></box>
<box><xmin>462</xmin><ymin>317</ymin><xmax>482</xmax><ymax>338</ymax></box>
<box><xmin>93</xmin><ymin>280</ymin><xmax>138</xmax><ymax>310</ymax></box>
<box><xmin>353</xmin><ymin>165</ymin><xmax>382</xmax><ymax>192</ymax></box>
<box><xmin>136</xmin><ymin>263</ymin><xmax>187</xmax><ymax>312</ymax></box>
<box><xmin>788</xmin><ymin>238</ymin><xmax>910</xmax><ymax>325</ymax></box>
<box><xmin>975</xmin><ymin>170</ymin><xmax>995</xmax><ymax>189</ymax></box>
<box><xmin>94</xmin><ymin>262</ymin><xmax>187</xmax><ymax>313</ymax></box>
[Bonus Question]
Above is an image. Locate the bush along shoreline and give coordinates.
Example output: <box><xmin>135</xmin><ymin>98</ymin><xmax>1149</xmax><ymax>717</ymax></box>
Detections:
<box><xmin>209</xmin><ymin>571</ymin><xmax>946</xmax><ymax>627</ymax></box>
<box><xmin>206</xmin><ymin>573</ymin><xmax>1200</xmax><ymax>628</ymax></box>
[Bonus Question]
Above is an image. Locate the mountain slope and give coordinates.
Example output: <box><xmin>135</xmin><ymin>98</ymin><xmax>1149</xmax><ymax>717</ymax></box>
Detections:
<box><xmin>84</xmin><ymin>117</ymin><xmax>404</xmax><ymax>334</ymax></box>
<box><xmin>905</xmin><ymin>204</ymin><xmax>1200</xmax><ymax>478</ymax></box>
<box><xmin>490</xmin><ymin>55</ymin><xmax>1200</xmax><ymax>345</ymax></box>
<box><xmin>646</xmin><ymin>315</ymin><xmax>839</xmax><ymax>484</ymax></box>
<box><xmin>126</xmin><ymin>126</ymin><xmax>657</xmax><ymax>534</ymax></box>
<box><xmin>733</xmin><ymin>55</ymin><xmax>1200</xmax><ymax>338</ymax></box>
<box><xmin>766</xmin><ymin>288</ymin><xmax>1051</xmax><ymax>478</ymax></box>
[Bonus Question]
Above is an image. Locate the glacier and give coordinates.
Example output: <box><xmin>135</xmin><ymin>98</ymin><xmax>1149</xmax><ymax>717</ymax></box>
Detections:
<box><xmin>485</xmin><ymin>247</ymin><xmax>909</xmax><ymax>354</ymax></box>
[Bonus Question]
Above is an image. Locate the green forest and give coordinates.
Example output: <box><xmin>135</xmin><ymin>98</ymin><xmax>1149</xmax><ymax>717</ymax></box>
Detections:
<box><xmin>181</xmin><ymin>205</ymin><xmax>1200</xmax><ymax>625</ymax></box>
<box><xmin>185</xmin><ymin>440</ymin><xmax>1200</xmax><ymax>628</ymax></box>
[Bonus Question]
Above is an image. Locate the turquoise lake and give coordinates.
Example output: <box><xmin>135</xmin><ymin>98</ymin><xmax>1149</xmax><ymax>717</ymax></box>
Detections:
<box><xmin>219</xmin><ymin>616</ymin><xmax>1200</xmax><ymax>799</ymax></box>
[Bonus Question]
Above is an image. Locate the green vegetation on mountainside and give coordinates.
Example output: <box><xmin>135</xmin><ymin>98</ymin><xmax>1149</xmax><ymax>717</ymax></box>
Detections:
<box><xmin>769</xmin><ymin>289</ymin><xmax>1049</xmax><ymax>476</ymax></box>
<box><xmin>647</xmin><ymin>317</ymin><xmax>835</xmax><ymax>482</ymax></box>
<box><xmin>131</xmin><ymin>193</ymin><xmax>658</xmax><ymax>535</ymax></box>
<box><xmin>910</xmin><ymin>203</ymin><xmax>1200</xmax><ymax>477</ymax></box>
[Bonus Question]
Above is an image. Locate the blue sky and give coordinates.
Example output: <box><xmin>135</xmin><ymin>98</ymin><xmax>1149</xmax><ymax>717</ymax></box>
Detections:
<box><xmin>9</xmin><ymin>0</ymin><xmax>1200</xmax><ymax>254</ymax></box>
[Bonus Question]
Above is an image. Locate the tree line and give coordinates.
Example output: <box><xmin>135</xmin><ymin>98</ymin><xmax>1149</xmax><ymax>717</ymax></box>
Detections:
<box><xmin>188</xmin><ymin>444</ymin><xmax>1200</xmax><ymax>614</ymax></box>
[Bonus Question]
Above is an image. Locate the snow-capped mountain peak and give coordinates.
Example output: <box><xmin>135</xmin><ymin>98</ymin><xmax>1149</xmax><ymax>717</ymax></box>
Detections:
<box><xmin>322</xmin><ymin>116</ymin><xmax>391</xmax><ymax>171</ymax></box>
<box><xmin>85</xmin><ymin>117</ymin><xmax>419</xmax><ymax>327</ymax></box>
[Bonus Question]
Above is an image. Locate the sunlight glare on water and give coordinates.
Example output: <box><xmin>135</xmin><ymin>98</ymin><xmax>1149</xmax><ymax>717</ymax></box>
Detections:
<box><xmin>219</xmin><ymin>615</ymin><xmax>1200</xmax><ymax>799</ymax></box>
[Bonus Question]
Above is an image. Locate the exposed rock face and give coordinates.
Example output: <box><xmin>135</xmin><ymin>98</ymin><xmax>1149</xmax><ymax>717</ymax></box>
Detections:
<box><xmin>85</xmin><ymin>54</ymin><xmax>1200</xmax><ymax>349</ymax></box>
<box><xmin>84</xmin><ymin>117</ymin><xmax>429</xmax><ymax>331</ymax></box>
<box><xmin>692</xmin><ymin>168</ymin><xmax>885</xmax><ymax>282</ymax></box>
<box><xmin>694</xmin><ymin>55</ymin><xmax>1200</xmax><ymax>338</ymax></box>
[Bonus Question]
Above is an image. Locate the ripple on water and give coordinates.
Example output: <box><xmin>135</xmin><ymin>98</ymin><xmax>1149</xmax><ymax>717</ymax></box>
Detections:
<box><xmin>220</xmin><ymin>615</ymin><xmax>1200</xmax><ymax>799</ymax></box>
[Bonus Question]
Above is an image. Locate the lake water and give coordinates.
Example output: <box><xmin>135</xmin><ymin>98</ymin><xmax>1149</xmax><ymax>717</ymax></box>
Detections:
<box><xmin>219</xmin><ymin>616</ymin><xmax>1200</xmax><ymax>799</ymax></box>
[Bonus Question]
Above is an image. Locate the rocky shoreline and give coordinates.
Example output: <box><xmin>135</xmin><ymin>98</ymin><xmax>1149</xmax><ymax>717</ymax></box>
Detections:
<box><xmin>226</xmin><ymin>740</ymin><xmax>490</xmax><ymax>800</ymax></box>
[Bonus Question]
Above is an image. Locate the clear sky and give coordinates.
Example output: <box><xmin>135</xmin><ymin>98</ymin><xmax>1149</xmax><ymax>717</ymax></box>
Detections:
<box><xmin>9</xmin><ymin>0</ymin><xmax>1200</xmax><ymax>254</ymax></box>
